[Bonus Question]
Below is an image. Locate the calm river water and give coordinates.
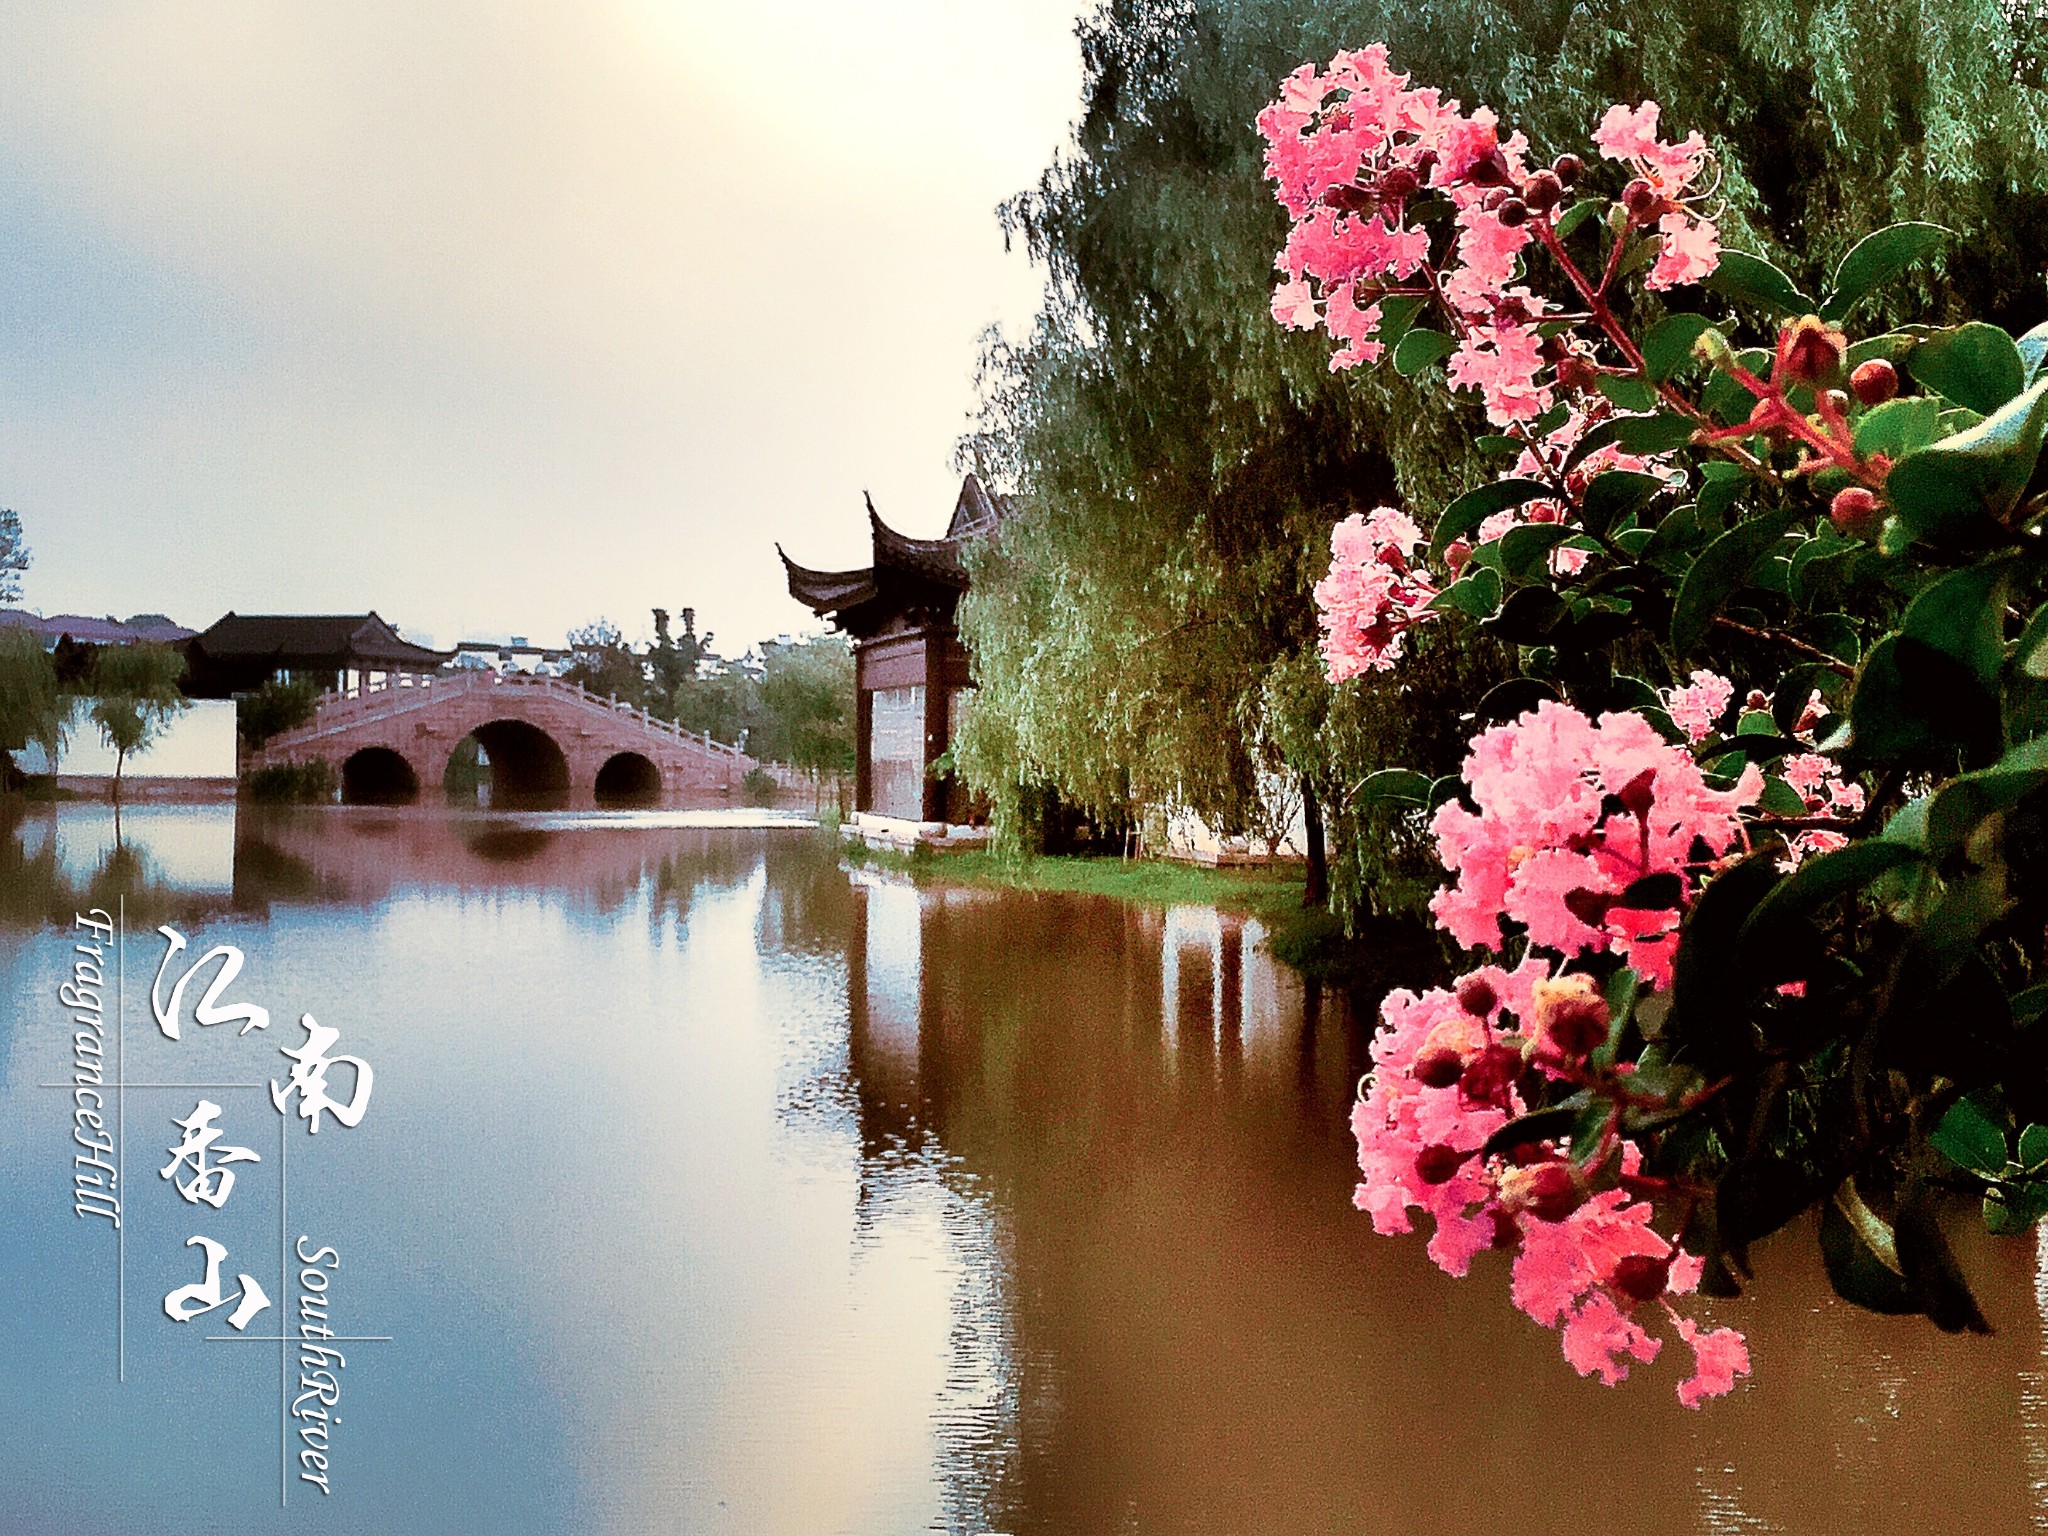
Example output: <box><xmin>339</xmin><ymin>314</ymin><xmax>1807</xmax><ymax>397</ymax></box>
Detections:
<box><xmin>2</xmin><ymin>803</ymin><xmax>2045</xmax><ymax>1534</ymax></box>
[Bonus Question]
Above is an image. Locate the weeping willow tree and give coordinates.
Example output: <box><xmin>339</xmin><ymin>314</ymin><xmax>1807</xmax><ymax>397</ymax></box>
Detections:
<box><xmin>957</xmin><ymin>0</ymin><xmax>2048</xmax><ymax>916</ymax></box>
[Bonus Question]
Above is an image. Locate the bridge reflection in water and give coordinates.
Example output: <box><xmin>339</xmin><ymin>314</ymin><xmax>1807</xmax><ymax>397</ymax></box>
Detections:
<box><xmin>3</xmin><ymin>806</ymin><xmax>2044</xmax><ymax>1536</ymax></box>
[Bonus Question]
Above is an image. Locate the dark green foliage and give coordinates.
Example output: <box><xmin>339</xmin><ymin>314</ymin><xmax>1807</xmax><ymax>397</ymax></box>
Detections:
<box><xmin>241</xmin><ymin>759</ymin><xmax>337</xmax><ymax>803</ymax></box>
<box><xmin>237</xmin><ymin>674</ymin><xmax>323</xmax><ymax>748</ymax></box>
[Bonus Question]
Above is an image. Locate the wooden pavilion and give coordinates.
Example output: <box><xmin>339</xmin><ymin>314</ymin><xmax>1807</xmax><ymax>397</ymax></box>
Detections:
<box><xmin>780</xmin><ymin>474</ymin><xmax>1005</xmax><ymax>826</ymax></box>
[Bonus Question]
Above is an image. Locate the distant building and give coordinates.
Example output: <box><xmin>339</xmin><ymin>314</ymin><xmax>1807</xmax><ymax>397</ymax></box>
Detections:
<box><xmin>182</xmin><ymin>612</ymin><xmax>450</xmax><ymax>698</ymax></box>
<box><xmin>780</xmin><ymin>474</ymin><xmax>1005</xmax><ymax>826</ymax></box>
<box><xmin>451</xmin><ymin>635</ymin><xmax>573</xmax><ymax>676</ymax></box>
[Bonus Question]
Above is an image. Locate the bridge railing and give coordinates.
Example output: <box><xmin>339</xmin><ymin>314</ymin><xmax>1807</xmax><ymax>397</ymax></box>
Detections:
<box><xmin>273</xmin><ymin>668</ymin><xmax>757</xmax><ymax>762</ymax></box>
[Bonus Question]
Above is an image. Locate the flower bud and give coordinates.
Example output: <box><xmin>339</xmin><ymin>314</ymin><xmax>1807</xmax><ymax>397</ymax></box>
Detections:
<box><xmin>1456</xmin><ymin>974</ymin><xmax>1498</xmax><ymax>1017</ymax></box>
<box><xmin>1459</xmin><ymin>1042</ymin><xmax>1523</xmax><ymax>1106</ymax></box>
<box><xmin>1692</xmin><ymin>327</ymin><xmax>1735</xmax><ymax>372</ymax></box>
<box><xmin>1499</xmin><ymin>1160</ymin><xmax>1585</xmax><ymax>1223</ymax></box>
<box><xmin>1495</xmin><ymin>197</ymin><xmax>1529</xmax><ymax>228</ymax></box>
<box><xmin>1606</xmin><ymin>1252</ymin><xmax>1674</xmax><ymax>1305</ymax></box>
<box><xmin>1481</xmin><ymin>187</ymin><xmax>1510</xmax><ymax>211</ymax></box>
<box><xmin>1323</xmin><ymin>182</ymin><xmax>1375</xmax><ymax>212</ymax></box>
<box><xmin>1531</xmin><ymin>973</ymin><xmax>1611</xmax><ymax>1058</ymax></box>
<box><xmin>1379</xmin><ymin>165</ymin><xmax>1420</xmax><ymax>202</ymax></box>
<box><xmin>1622</xmin><ymin>178</ymin><xmax>1661</xmax><ymax>220</ymax></box>
<box><xmin>1520</xmin><ymin>170</ymin><xmax>1564</xmax><ymax>213</ymax></box>
<box><xmin>1829</xmin><ymin>485</ymin><xmax>1884</xmax><ymax>539</ymax></box>
<box><xmin>1849</xmin><ymin>357</ymin><xmax>1899</xmax><ymax>406</ymax></box>
<box><xmin>1550</xmin><ymin>153</ymin><xmax>1583</xmax><ymax>187</ymax></box>
<box><xmin>1781</xmin><ymin>315</ymin><xmax>1847</xmax><ymax>386</ymax></box>
<box><xmin>1557</xmin><ymin>355</ymin><xmax>1601</xmax><ymax>393</ymax></box>
<box><xmin>1413</xmin><ymin>1047</ymin><xmax>1466</xmax><ymax>1089</ymax></box>
<box><xmin>1443</xmin><ymin>538</ymin><xmax>1473</xmax><ymax>574</ymax></box>
<box><xmin>1820</xmin><ymin>388</ymin><xmax>1849</xmax><ymax>417</ymax></box>
<box><xmin>1414</xmin><ymin>1143</ymin><xmax>1467</xmax><ymax>1185</ymax></box>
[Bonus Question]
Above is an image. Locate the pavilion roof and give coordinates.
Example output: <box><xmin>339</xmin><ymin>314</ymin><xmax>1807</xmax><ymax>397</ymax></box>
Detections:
<box><xmin>780</xmin><ymin>474</ymin><xmax>1009</xmax><ymax>634</ymax></box>
<box><xmin>189</xmin><ymin>611</ymin><xmax>448</xmax><ymax>668</ymax></box>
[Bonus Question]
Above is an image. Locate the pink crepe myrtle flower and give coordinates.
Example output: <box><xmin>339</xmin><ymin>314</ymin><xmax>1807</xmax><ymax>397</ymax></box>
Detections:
<box><xmin>1313</xmin><ymin>507</ymin><xmax>1439</xmax><ymax>679</ymax></box>
<box><xmin>1651</xmin><ymin>209</ymin><xmax>1722</xmax><ymax>290</ymax></box>
<box><xmin>1591</xmin><ymin>100</ymin><xmax>1721</xmax><ymax>292</ymax></box>
<box><xmin>1354</xmin><ymin>970</ymin><xmax>1751</xmax><ymax>1402</ymax></box>
<box><xmin>1664</xmin><ymin>668</ymin><xmax>1734</xmax><ymax>743</ymax></box>
<box><xmin>1428</xmin><ymin>701</ymin><xmax>1762</xmax><ymax>987</ymax></box>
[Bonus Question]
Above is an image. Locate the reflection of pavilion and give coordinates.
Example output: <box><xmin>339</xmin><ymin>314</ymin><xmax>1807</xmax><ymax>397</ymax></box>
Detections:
<box><xmin>780</xmin><ymin>476</ymin><xmax>1005</xmax><ymax>830</ymax></box>
<box><xmin>839</xmin><ymin>872</ymin><xmax>1347</xmax><ymax>1164</ymax></box>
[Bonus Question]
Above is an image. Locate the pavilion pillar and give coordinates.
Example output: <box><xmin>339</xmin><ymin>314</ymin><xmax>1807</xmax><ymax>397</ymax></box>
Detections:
<box><xmin>921</xmin><ymin>632</ymin><xmax>947</xmax><ymax>825</ymax></box>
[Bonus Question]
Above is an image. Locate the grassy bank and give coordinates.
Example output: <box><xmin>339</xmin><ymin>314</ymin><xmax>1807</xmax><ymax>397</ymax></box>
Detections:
<box><xmin>842</xmin><ymin>838</ymin><xmax>1442</xmax><ymax>993</ymax></box>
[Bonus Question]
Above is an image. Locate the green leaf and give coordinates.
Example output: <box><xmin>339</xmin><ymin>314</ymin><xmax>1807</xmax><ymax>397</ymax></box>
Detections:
<box><xmin>1883</xmin><ymin>376</ymin><xmax>2048</xmax><ymax>543</ymax></box>
<box><xmin>1906</xmin><ymin>322</ymin><xmax>2026</xmax><ymax>416</ymax></box>
<box><xmin>1984</xmin><ymin>1182</ymin><xmax>2048</xmax><ymax>1235</ymax></box>
<box><xmin>1551</xmin><ymin>198</ymin><xmax>1607</xmax><ymax>241</ymax></box>
<box><xmin>1704</xmin><ymin>250</ymin><xmax>1814</xmax><ymax>317</ymax></box>
<box><xmin>1596</xmin><ymin>374</ymin><xmax>1658</xmax><ymax>413</ymax></box>
<box><xmin>1903</xmin><ymin>560</ymin><xmax>2013</xmax><ymax>690</ymax></box>
<box><xmin>1374</xmin><ymin>294</ymin><xmax>1429</xmax><ymax>349</ymax></box>
<box><xmin>1611</xmin><ymin>413</ymin><xmax>1697</xmax><ymax>454</ymax></box>
<box><xmin>1758</xmin><ymin>775</ymin><xmax>1807</xmax><ymax>815</ymax></box>
<box><xmin>1669</xmin><ymin>508</ymin><xmax>1802</xmax><ymax>655</ymax></box>
<box><xmin>1393</xmin><ymin>328</ymin><xmax>1456</xmax><ymax>377</ymax></box>
<box><xmin>2020</xmin><ymin>1124</ymin><xmax>2048</xmax><ymax>1171</ymax></box>
<box><xmin>1430</xmin><ymin>478</ymin><xmax>1550</xmax><ymax>560</ymax></box>
<box><xmin>1820</xmin><ymin>222</ymin><xmax>1952</xmax><ymax>323</ymax></box>
<box><xmin>1851</xmin><ymin>396</ymin><xmax>1943</xmax><ymax>461</ymax></box>
<box><xmin>1739</xmin><ymin>840</ymin><xmax>1924</xmax><ymax>946</ymax></box>
<box><xmin>1921</xmin><ymin>735</ymin><xmax>2048</xmax><ymax>862</ymax></box>
<box><xmin>1934</xmin><ymin>1097</ymin><xmax>2010</xmax><ymax>1176</ymax></box>
<box><xmin>1579</xmin><ymin>470</ymin><xmax>1664</xmax><ymax>538</ymax></box>
<box><xmin>2019</xmin><ymin>320</ymin><xmax>2048</xmax><ymax>385</ymax></box>
<box><xmin>1484</xmin><ymin>586</ymin><xmax>1566</xmax><ymax>644</ymax></box>
<box><xmin>1476</xmin><ymin>434</ymin><xmax>1522</xmax><ymax>457</ymax></box>
<box><xmin>1641</xmin><ymin>314</ymin><xmax>1717</xmax><ymax>381</ymax></box>
<box><xmin>1843</xmin><ymin>632</ymin><xmax>2001</xmax><ymax>766</ymax></box>
<box><xmin>2015</xmin><ymin>601</ymin><xmax>2048</xmax><ymax>680</ymax></box>
<box><xmin>1820</xmin><ymin>1179</ymin><xmax>1916</xmax><ymax>1314</ymax></box>
<box><xmin>1355</xmin><ymin>768</ymin><xmax>1432</xmax><ymax>806</ymax></box>
<box><xmin>1500</xmin><ymin>524</ymin><xmax>1572</xmax><ymax>581</ymax></box>
<box><xmin>1479</xmin><ymin>1104</ymin><xmax>1583</xmax><ymax>1159</ymax></box>
<box><xmin>1428</xmin><ymin>566</ymin><xmax>1504</xmax><ymax>618</ymax></box>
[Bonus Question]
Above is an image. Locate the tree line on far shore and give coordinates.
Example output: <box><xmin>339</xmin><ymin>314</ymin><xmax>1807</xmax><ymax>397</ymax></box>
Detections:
<box><xmin>559</xmin><ymin>608</ymin><xmax>855</xmax><ymax>790</ymax></box>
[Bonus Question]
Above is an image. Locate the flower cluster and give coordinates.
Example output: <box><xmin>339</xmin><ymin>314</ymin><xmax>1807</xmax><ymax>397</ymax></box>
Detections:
<box><xmin>1663</xmin><ymin>668</ymin><xmax>1735</xmax><ymax>743</ymax></box>
<box><xmin>1259</xmin><ymin>48</ymin><xmax>1721</xmax><ymax>427</ymax></box>
<box><xmin>1429</xmin><ymin>702</ymin><xmax>1762</xmax><ymax>988</ymax></box>
<box><xmin>1354</xmin><ymin>961</ymin><xmax>1751</xmax><ymax>1403</ymax></box>
<box><xmin>1312</xmin><ymin>507</ymin><xmax>1439</xmax><ymax>679</ymax></box>
<box><xmin>1589</xmin><ymin>102</ymin><xmax>1721</xmax><ymax>290</ymax></box>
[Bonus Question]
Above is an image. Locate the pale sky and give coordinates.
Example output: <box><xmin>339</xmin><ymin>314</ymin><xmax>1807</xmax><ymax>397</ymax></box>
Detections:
<box><xmin>0</xmin><ymin>1</ymin><xmax>1089</xmax><ymax>653</ymax></box>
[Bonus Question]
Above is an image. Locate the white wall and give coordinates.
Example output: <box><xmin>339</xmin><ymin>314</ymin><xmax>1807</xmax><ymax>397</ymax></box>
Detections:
<box><xmin>14</xmin><ymin>697</ymin><xmax>237</xmax><ymax>777</ymax></box>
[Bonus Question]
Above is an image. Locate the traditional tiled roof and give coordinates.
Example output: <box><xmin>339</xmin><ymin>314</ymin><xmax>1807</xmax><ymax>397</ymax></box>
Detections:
<box><xmin>189</xmin><ymin>612</ymin><xmax>447</xmax><ymax>669</ymax></box>
<box><xmin>781</xmin><ymin>475</ymin><xmax>1006</xmax><ymax>634</ymax></box>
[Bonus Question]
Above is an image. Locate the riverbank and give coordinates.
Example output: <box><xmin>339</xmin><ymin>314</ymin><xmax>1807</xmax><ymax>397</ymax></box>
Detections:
<box><xmin>841</xmin><ymin>838</ymin><xmax>1443</xmax><ymax>993</ymax></box>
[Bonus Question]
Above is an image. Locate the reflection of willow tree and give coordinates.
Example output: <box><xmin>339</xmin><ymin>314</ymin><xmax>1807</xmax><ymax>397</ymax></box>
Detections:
<box><xmin>0</xmin><ymin>805</ymin><xmax>233</xmax><ymax>930</ymax></box>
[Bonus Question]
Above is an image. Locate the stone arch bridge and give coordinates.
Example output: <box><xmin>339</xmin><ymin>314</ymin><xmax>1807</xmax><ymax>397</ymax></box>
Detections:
<box><xmin>245</xmin><ymin>671</ymin><xmax>805</xmax><ymax>807</ymax></box>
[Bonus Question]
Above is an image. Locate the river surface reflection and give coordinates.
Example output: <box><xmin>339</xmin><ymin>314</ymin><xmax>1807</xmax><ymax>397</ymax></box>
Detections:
<box><xmin>2</xmin><ymin>803</ymin><xmax>2044</xmax><ymax>1534</ymax></box>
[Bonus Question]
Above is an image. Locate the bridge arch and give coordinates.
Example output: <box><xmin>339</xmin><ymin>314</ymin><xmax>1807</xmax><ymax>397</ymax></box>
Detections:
<box><xmin>340</xmin><ymin>746</ymin><xmax>421</xmax><ymax>805</ymax></box>
<box><xmin>445</xmin><ymin>718</ymin><xmax>571</xmax><ymax>808</ymax></box>
<box><xmin>593</xmin><ymin>750</ymin><xmax>661</xmax><ymax>807</ymax></box>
